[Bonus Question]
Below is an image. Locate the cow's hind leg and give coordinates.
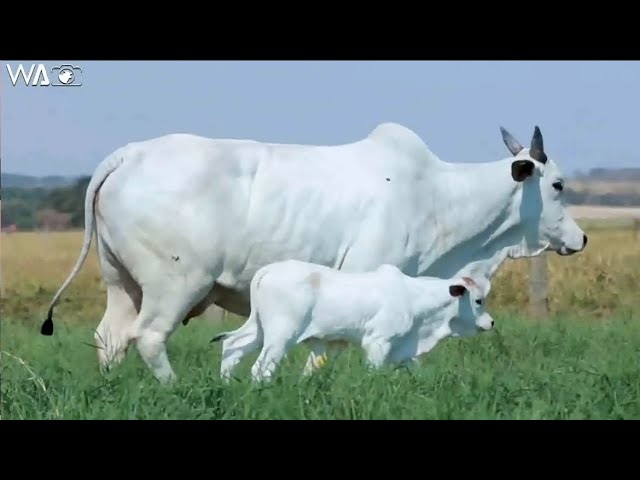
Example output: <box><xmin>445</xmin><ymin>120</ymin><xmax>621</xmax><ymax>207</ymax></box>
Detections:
<box><xmin>131</xmin><ymin>273</ymin><xmax>213</xmax><ymax>383</ymax></box>
<box><xmin>94</xmin><ymin>236</ymin><xmax>142</xmax><ymax>373</ymax></box>
<box><xmin>95</xmin><ymin>284</ymin><xmax>140</xmax><ymax>372</ymax></box>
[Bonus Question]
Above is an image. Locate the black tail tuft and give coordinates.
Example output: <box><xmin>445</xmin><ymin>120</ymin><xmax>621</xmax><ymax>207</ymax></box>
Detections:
<box><xmin>40</xmin><ymin>308</ymin><xmax>54</xmax><ymax>336</ymax></box>
<box><xmin>210</xmin><ymin>332</ymin><xmax>228</xmax><ymax>343</ymax></box>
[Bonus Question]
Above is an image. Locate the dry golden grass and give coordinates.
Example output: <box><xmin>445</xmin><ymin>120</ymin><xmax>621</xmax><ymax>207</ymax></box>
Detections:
<box><xmin>1</xmin><ymin>224</ymin><xmax>638</xmax><ymax>325</ymax></box>
<box><xmin>1</xmin><ymin>230</ymin><xmax>105</xmax><ymax>323</ymax></box>
<box><xmin>489</xmin><ymin>224</ymin><xmax>639</xmax><ymax>318</ymax></box>
<box><xmin>569</xmin><ymin>205</ymin><xmax>640</xmax><ymax>220</ymax></box>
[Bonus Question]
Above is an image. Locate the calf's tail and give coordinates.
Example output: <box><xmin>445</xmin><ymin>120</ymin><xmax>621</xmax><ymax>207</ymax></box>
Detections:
<box><xmin>210</xmin><ymin>332</ymin><xmax>229</xmax><ymax>343</ymax></box>
<box><xmin>40</xmin><ymin>156</ymin><xmax>124</xmax><ymax>336</ymax></box>
<box><xmin>210</xmin><ymin>265</ymin><xmax>270</xmax><ymax>344</ymax></box>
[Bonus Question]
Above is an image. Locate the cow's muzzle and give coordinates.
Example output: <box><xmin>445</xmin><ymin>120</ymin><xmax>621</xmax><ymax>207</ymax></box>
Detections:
<box><xmin>556</xmin><ymin>234</ymin><xmax>588</xmax><ymax>256</ymax></box>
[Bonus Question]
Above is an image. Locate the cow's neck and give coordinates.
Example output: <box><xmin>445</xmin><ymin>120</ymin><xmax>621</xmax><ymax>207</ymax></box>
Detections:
<box><xmin>413</xmin><ymin>158</ymin><xmax>537</xmax><ymax>279</ymax></box>
<box><xmin>405</xmin><ymin>278</ymin><xmax>458</xmax><ymax>328</ymax></box>
<box><xmin>406</xmin><ymin>281</ymin><xmax>462</xmax><ymax>354</ymax></box>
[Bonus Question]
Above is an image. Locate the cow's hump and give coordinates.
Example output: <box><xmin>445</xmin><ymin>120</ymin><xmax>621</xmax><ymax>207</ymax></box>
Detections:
<box><xmin>367</xmin><ymin>122</ymin><xmax>441</xmax><ymax>165</ymax></box>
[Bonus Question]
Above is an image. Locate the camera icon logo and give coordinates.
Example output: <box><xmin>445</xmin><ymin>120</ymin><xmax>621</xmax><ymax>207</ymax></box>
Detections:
<box><xmin>51</xmin><ymin>64</ymin><xmax>82</xmax><ymax>87</ymax></box>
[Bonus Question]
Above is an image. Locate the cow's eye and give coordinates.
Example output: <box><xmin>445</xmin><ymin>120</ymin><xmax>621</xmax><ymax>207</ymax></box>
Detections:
<box><xmin>552</xmin><ymin>181</ymin><xmax>564</xmax><ymax>192</ymax></box>
<box><xmin>475</xmin><ymin>299</ymin><xmax>483</xmax><ymax>305</ymax></box>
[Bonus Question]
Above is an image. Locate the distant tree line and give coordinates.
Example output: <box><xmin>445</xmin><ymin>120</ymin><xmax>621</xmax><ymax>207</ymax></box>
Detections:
<box><xmin>573</xmin><ymin>167</ymin><xmax>640</xmax><ymax>182</ymax></box>
<box><xmin>568</xmin><ymin>167</ymin><xmax>640</xmax><ymax>206</ymax></box>
<box><xmin>2</xmin><ymin>177</ymin><xmax>90</xmax><ymax>230</ymax></box>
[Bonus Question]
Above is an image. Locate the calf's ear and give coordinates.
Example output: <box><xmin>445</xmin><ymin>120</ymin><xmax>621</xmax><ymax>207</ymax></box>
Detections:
<box><xmin>461</xmin><ymin>276</ymin><xmax>476</xmax><ymax>287</ymax></box>
<box><xmin>449</xmin><ymin>284</ymin><xmax>467</xmax><ymax>297</ymax></box>
<box><xmin>511</xmin><ymin>159</ymin><xmax>535</xmax><ymax>182</ymax></box>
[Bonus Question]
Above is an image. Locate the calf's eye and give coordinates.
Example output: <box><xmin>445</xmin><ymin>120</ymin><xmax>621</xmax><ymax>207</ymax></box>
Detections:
<box><xmin>475</xmin><ymin>299</ymin><xmax>483</xmax><ymax>305</ymax></box>
<box><xmin>552</xmin><ymin>181</ymin><xmax>564</xmax><ymax>192</ymax></box>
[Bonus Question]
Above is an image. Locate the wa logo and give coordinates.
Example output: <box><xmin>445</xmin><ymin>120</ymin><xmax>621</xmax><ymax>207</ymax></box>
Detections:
<box><xmin>5</xmin><ymin>63</ymin><xmax>83</xmax><ymax>87</ymax></box>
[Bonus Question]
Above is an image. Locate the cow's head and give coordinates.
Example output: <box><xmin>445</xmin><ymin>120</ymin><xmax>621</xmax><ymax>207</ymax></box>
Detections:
<box><xmin>501</xmin><ymin>125</ymin><xmax>587</xmax><ymax>257</ymax></box>
<box><xmin>448</xmin><ymin>276</ymin><xmax>494</xmax><ymax>336</ymax></box>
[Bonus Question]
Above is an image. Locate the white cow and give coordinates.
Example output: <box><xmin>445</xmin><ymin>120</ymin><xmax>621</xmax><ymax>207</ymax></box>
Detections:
<box><xmin>210</xmin><ymin>260</ymin><xmax>495</xmax><ymax>382</ymax></box>
<box><xmin>40</xmin><ymin>122</ymin><xmax>587</xmax><ymax>383</ymax></box>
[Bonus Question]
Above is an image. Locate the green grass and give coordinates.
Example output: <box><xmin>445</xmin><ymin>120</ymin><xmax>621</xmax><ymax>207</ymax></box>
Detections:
<box><xmin>2</xmin><ymin>313</ymin><xmax>639</xmax><ymax>420</ymax></box>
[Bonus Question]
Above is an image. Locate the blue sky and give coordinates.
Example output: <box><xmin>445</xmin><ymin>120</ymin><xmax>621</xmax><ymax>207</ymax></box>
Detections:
<box><xmin>2</xmin><ymin>60</ymin><xmax>639</xmax><ymax>177</ymax></box>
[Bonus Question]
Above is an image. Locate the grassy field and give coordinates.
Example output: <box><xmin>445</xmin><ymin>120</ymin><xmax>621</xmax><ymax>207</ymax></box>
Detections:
<box><xmin>1</xmin><ymin>222</ymin><xmax>639</xmax><ymax>419</ymax></box>
<box><xmin>2</xmin><ymin>313</ymin><xmax>639</xmax><ymax>420</ymax></box>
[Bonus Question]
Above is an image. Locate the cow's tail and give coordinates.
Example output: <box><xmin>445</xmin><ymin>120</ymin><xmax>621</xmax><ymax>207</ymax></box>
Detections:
<box><xmin>210</xmin><ymin>266</ymin><xmax>270</xmax><ymax>344</ymax></box>
<box><xmin>40</xmin><ymin>155</ymin><xmax>125</xmax><ymax>336</ymax></box>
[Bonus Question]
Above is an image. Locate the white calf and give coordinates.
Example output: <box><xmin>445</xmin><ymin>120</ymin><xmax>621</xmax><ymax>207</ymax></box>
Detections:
<box><xmin>210</xmin><ymin>260</ymin><xmax>495</xmax><ymax>382</ymax></box>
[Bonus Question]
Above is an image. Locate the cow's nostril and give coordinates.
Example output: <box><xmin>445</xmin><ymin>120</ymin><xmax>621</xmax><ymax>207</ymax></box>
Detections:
<box><xmin>583</xmin><ymin>234</ymin><xmax>588</xmax><ymax>248</ymax></box>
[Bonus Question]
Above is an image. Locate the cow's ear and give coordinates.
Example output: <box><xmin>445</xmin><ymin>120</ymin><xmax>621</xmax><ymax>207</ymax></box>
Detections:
<box><xmin>511</xmin><ymin>159</ymin><xmax>535</xmax><ymax>182</ymax></box>
<box><xmin>449</xmin><ymin>284</ymin><xmax>467</xmax><ymax>297</ymax></box>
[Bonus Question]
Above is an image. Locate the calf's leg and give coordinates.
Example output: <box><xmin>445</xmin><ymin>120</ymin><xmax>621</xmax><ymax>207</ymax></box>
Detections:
<box><xmin>251</xmin><ymin>342</ymin><xmax>291</xmax><ymax>382</ymax></box>
<box><xmin>302</xmin><ymin>340</ymin><xmax>328</xmax><ymax>376</ymax></box>
<box><xmin>250</xmin><ymin>322</ymin><xmax>297</xmax><ymax>383</ymax></box>
<box><xmin>363</xmin><ymin>339</ymin><xmax>393</xmax><ymax>369</ymax></box>
<box><xmin>302</xmin><ymin>340</ymin><xmax>349</xmax><ymax>376</ymax></box>
<box><xmin>219</xmin><ymin>315</ymin><xmax>262</xmax><ymax>380</ymax></box>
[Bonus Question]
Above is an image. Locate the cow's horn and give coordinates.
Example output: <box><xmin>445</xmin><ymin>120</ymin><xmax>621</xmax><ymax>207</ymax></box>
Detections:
<box><xmin>529</xmin><ymin>125</ymin><xmax>547</xmax><ymax>164</ymax></box>
<box><xmin>500</xmin><ymin>126</ymin><xmax>523</xmax><ymax>156</ymax></box>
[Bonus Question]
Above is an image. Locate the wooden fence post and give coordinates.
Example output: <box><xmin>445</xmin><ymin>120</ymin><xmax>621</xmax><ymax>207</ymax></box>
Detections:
<box><xmin>529</xmin><ymin>253</ymin><xmax>549</xmax><ymax>319</ymax></box>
